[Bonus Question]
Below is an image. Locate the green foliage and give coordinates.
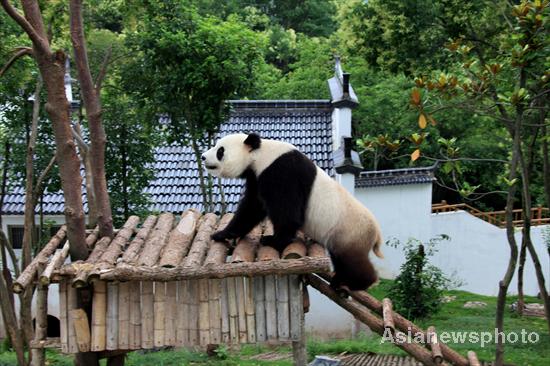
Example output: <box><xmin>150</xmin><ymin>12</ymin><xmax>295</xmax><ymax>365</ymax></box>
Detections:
<box><xmin>387</xmin><ymin>236</ymin><xmax>456</xmax><ymax>319</ymax></box>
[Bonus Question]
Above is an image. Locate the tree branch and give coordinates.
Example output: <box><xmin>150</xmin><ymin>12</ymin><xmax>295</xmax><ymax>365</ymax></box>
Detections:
<box><xmin>32</xmin><ymin>154</ymin><xmax>56</xmax><ymax>203</ymax></box>
<box><xmin>94</xmin><ymin>45</ymin><xmax>112</xmax><ymax>92</ymax></box>
<box><xmin>0</xmin><ymin>0</ymin><xmax>49</xmax><ymax>55</ymax></box>
<box><xmin>0</xmin><ymin>47</ymin><xmax>33</xmax><ymax>77</ymax></box>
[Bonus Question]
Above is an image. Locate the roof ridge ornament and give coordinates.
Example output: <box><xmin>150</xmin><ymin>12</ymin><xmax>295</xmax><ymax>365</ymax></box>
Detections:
<box><xmin>328</xmin><ymin>55</ymin><xmax>359</xmax><ymax>109</ymax></box>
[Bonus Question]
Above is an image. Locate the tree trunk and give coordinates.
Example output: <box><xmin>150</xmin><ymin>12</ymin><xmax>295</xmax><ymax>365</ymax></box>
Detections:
<box><xmin>121</xmin><ymin>122</ymin><xmax>128</xmax><ymax>219</ymax></box>
<box><xmin>69</xmin><ymin>0</ymin><xmax>113</xmax><ymax>239</ymax></box>
<box><xmin>0</xmin><ymin>142</ymin><xmax>15</xmax><ymax>309</ymax></box>
<box><xmin>75</xmin><ymin>112</ymin><xmax>98</xmax><ymax>227</ymax></box>
<box><xmin>542</xmin><ymin>122</ymin><xmax>550</xmax><ymax>256</ymax></box>
<box><xmin>516</xmin><ymin>237</ymin><xmax>527</xmax><ymax>315</ymax></box>
<box><xmin>191</xmin><ymin>137</ymin><xmax>211</xmax><ymax>212</ymax></box>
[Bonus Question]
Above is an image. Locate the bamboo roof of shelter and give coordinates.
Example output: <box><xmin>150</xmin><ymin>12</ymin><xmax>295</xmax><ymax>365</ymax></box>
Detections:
<box><xmin>14</xmin><ymin>210</ymin><xmax>331</xmax><ymax>292</ymax></box>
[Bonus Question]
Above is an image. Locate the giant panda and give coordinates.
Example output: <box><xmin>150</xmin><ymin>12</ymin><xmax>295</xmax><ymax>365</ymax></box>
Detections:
<box><xmin>201</xmin><ymin>133</ymin><xmax>383</xmax><ymax>291</ymax></box>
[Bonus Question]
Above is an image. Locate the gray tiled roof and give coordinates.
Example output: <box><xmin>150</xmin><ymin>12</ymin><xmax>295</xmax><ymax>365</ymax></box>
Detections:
<box><xmin>2</xmin><ymin>100</ymin><xmax>334</xmax><ymax>215</ymax></box>
<box><xmin>355</xmin><ymin>165</ymin><xmax>437</xmax><ymax>188</ymax></box>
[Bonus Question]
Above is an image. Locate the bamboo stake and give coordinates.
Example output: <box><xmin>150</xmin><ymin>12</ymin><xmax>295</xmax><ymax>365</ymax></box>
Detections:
<box><xmin>13</xmin><ymin>225</ymin><xmax>66</xmax><ymax>293</ymax></box>
<box><xmin>244</xmin><ymin>277</ymin><xmax>256</xmax><ymax>343</ymax></box>
<box><xmin>288</xmin><ymin>275</ymin><xmax>303</xmax><ymax>341</ymax></box>
<box><xmin>70</xmin><ymin>309</ymin><xmax>91</xmax><ymax>352</ymax></box>
<box><xmin>188</xmin><ymin>280</ymin><xmax>199</xmax><ymax>345</ymax></box>
<box><xmin>208</xmin><ymin>279</ymin><xmax>222</xmax><ymax>344</ymax></box>
<box><xmin>40</xmin><ymin>241</ymin><xmax>70</xmax><ymax>285</ymax></box>
<box><xmin>264</xmin><ymin>275</ymin><xmax>278</xmax><ymax>341</ymax></box>
<box><xmin>227</xmin><ymin>277</ymin><xmax>238</xmax><ymax>344</ymax></box>
<box><xmin>176</xmin><ymin>280</ymin><xmax>189</xmax><ymax>347</ymax></box>
<box><xmin>199</xmin><ymin>279</ymin><xmax>210</xmax><ymax>346</ymax></box>
<box><xmin>59</xmin><ymin>280</ymin><xmax>68</xmax><ymax>353</ymax></box>
<box><xmin>236</xmin><ymin>277</ymin><xmax>248</xmax><ymax>343</ymax></box>
<box><xmin>159</xmin><ymin>209</ymin><xmax>201</xmax><ymax>267</ymax></box>
<box><xmin>165</xmin><ymin>281</ymin><xmax>177</xmax><ymax>346</ymax></box>
<box><xmin>154</xmin><ymin>282</ymin><xmax>166</xmax><ymax>348</ymax></box>
<box><xmin>139</xmin><ymin>213</ymin><xmax>175</xmax><ymax>267</ymax></box>
<box><xmin>129</xmin><ymin>281</ymin><xmax>142</xmax><ymax>349</ymax></box>
<box><xmin>106</xmin><ymin>282</ymin><xmax>119</xmax><ymax>350</ymax></box>
<box><xmin>382</xmin><ymin>298</ymin><xmax>395</xmax><ymax>333</ymax></box>
<box><xmin>276</xmin><ymin>275</ymin><xmax>290</xmax><ymax>340</ymax></box>
<box><xmin>141</xmin><ymin>281</ymin><xmax>154</xmax><ymax>349</ymax></box>
<box><xmin>427</xmin><ymin>326</ymin><xmax>443</xmax><ymax>364</ymax></box>
<box><xmin>122</xmin><ymin>215</ymin><xmax>158</xmax><ymax>263</ymax></box>
<box><xmin>220</xmin><ymin>278</ymin><xmax>230</xmax><ymax>343</ymax></box>
<box><xmin>67</xmin><ymin>284</ymin><xmax>78</xmax><ymax>353</ymax></box>
<box><xmin>253</xmin><ymin>277</ymin><xmax>266</xmax><ymax>342</ymax></box>
<box><xmin>118</xmin><ymin>281</ymin><xmax>130</xmax><ymax>350</ymax></box>
<box><xmin>91</xmin><ymin>280</ymin><xmax>107</xmax><ymax>352</ymax></box>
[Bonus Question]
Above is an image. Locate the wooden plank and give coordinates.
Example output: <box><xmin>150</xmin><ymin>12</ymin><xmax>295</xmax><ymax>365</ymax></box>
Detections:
<box><xmin>264</xmin><ymin>275</ymin><xmax>278</xmax><ymax>341</ymax></box>
<box><xmin>91</xmin><ymin>281</ymin><xmax>107</xmax><ymax>352</ymax></box>
<box><xmin>253</xmin><ymin>277</ymin><xmax>266</xmax><ymax>342</ymax></box>
<box><xmin>198</xmin><ymin>279</ymin><xmax>210</xmax><ymax>346</ymax></box>
<box><xmin>244</xmin><ymin>277</ymin><xmax>256</xmax><ymax>343</ymax></box>
<box><xmin>187</xmin><ymin>280</ymin><xmax>199</xmax><ymax>345</ymax></box>
<box><xmin>227</xmin><ymin>277</ymin><xmax>238</xmax><ymax>344</ymax></box>
<box><xmin>220</xmin><ymin>278</ymin><xmax>230</xmax><ymax>343</ymax></box>
<box><xmin>209</xmin><ymin>279</ymin><xmax>222</xmax><ymax>344</ymax></box>
<box><xmin>59</xmin><ymin>280</ymin><xmax>68</xmax><ymax>353</ymax></box>
<box><xmin>118</xmin><ymin>282</ymin><xmax>130</xmax><ymax>350</ymax></box>
<box><xmin>165</xmin><ymin>281</ymin><xmax>177</xmax><ymax>346</ymax></box>
<box><xmin>106</xmin><ymin>282</ymin><xmax>119</xmax><ymax>350</ymax></box>
<box><xmin>70</xmin><ymin>309</ymin><xmax>91</xmax><ymax>352</ymax></box>
<box><xmin>276</xmin><ymin>275</ymin><xmax>290</xmax><ymax>340</ymax></box>
<box><xmin>141</xmin><ymin>281</ymin><xmax>154</xmax><ymax>349</ymax></box>
<box><xmin>288</xmin><ymin>275</ymin><xmax>303</xmax><ymax>341</ymax></box>
<box><xmin>129</xmin><ymin>281</ymin><xmax>141</xmax><ymax>349</ymax></box>
<box><xmin>154</xmin><ymin>282</ymin><xmax>166</xmax><ymax>348</ymax></box>
<box><xmin>67</xmin><ymin>284</ymin><xmax>78</xmax><ymax>353</ymax></box>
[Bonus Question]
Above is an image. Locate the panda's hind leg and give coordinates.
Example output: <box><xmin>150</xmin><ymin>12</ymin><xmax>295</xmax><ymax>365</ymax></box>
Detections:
<box><xmin>329</xmin><ymin>246</ymin><xmax>378</xmax><ymax>292</ymax></box>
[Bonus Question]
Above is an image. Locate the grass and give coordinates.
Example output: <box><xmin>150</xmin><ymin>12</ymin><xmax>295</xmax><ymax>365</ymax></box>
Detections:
<box><xmin>0</xmin><ymin>280</ymin><xmax>547</xmax><ymax>365</ymax></box>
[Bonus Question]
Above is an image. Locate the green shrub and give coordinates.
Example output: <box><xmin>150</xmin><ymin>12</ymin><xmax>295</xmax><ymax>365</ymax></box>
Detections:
<box><xmin>387</xmin><ymin>235</ymin><xmax>456</xmax><ymax>319</ymax></box>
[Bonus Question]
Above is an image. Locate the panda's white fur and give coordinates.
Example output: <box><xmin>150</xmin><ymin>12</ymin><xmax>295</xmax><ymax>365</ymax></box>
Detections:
<box><xmin>203</xmin><ymin>133</ymin><xmax>383</xmax><ymax>291</ymax></box>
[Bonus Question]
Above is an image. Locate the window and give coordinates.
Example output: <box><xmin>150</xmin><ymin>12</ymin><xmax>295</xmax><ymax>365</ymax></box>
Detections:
<box><xmin>7</xmin><ymin>226</ymin><xmax>24</xmax><ymax>249</ymax></box>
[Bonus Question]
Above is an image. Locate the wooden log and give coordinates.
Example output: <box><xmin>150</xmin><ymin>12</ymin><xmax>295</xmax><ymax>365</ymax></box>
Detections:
<box><xmin>139</xmin><ymin>213</ymin><xmax>175</xmax><ymax>267</ymax></box>
<box><xmin>85</xmin><ymin>227</ymin><xmax>100</xmax><ymax>248</ymax></box>
<box><xmin>59</xmin><ymin>280</ymin><xmax>68</xmax><ymax>353</ymax></box>
<box><xmin>141</xmin><ymin>281</ymin><xmax>154</xmax><ymax>349</ymax></box>
<box><xmin>427</xmin><ymin>326</ymin><xmax>443</xmax><ymax>364</ymax></box>
<box><xmin>187</xmin><ymin>280</ymin><xmax>199</xmax><ymax>345</ymax></box>
<box><xmin>100</xmin><ymin>216</ymin><xmax>140</xmax><ymax>265</ymax></box>
<box><xmin>282</xmin><ymin>240</ymin><xmax>307</xmax><ymax>259</ymax></box>
<box><xmin>288</xmin><ymin>275</ymin><xmax>303</xmax><ymax>341</ymax></box>
<box><xmin>165</xmin><ymin>281</ymin><xmax>177</xmax><ymax>346</ymax></box>
<box><xmin>198</xmin><ymin>279</ymin><xmax>210</xmax><ymax>346</ymax></box>
<box><xmin>257</xmin><ymin>246</ymin><xmax>280</xmax><ymax>261</ymax></box>
<box><xmin>204</xmin><ymin>243</ymin><xmax>229</xmax><ymax>266</ymax></box>
<box><xmin>208</xmin><ymin>279</ymin><xmax>222</xmax><ymax>344</ymax></box>
<box><xmin>67</xmin><ymin>285</ymin><xmax>78</xmax><ymax>353</ymax></box>
<box><xmin>122</xmin><ymin>215</ymin><xmax>158</xmax><ymax>263</ymax></box>
<box><xmin>176</xmin><ymin>281</ymin><xmax>189</xmax><ymax>347</ymax></box>
<box><xmin>159</xmin><ymin>209</ymin><xmax>201</xmax><ymax>267</ymax></box>
<box><xmin>264</xmin><ymin>275</ymin><xmax>278</xmax><ymax>341</ymax></box>
<box><xmin>40</xmin><ymin>241</ymin><xmax>70</xmax><ymax>285</ymax></box>
<box><xmin>253</xmin><ymin>277</ymin><xmax>266</xmax><ymax>342</ymax></box>
<box><xmin>382</xmin><ymin>298</ymin><xmax>395</xmax><ymax>333</ymax></box>
<box><xmin>236</xmin><ymin>277</ymin><xmax>248</xmax><ymax>343</ymax></box>
<box><xmin>302</xmin><ymin>284</ymin><xmax>310</xmax><ymax>313</ymax></box>
<box><xmin>307</xmin><ymin>274</ymin><xmax>440</xmax><ymax>366</ymax></box>
<box><xmin>91</xmin><ymin>280</ymin><xmax>107</xmax><ymax>352</ymax></box>
<box><xmin>106</xmin><ymin>282</ymin><xmax>119</xmax><ymax>350</ymax></box>
<box><xmin>30</xmin><ymin>283</ymin><xmax>48</xmax><ymax>365</ymax></box>
<box><xmin>29</xmin><ymin>338</ymin><xmax>61</xmax><ymax>349</ymax></box>
<box><xmin>183</xmin><ymin>213</ymin><xmax>218</xmax><ymax>268</ymax></box>
<box><xmin>13</xmin><ymin>225</ymin><xmax>66</xmax><ymax>293</ymax></box>
<box><xmin>153</xmin><ymin>282</ymin><xmax>166</xmax><ymax>348</ymax></box>
<box><xmin>220</xmin><ymin>279</ymin><xmax>230</xmax><ymax>343</ymax></box>
<box><xmin>231</xmin><ymin>225</ymin><xmax>262</xmax><ymax>263</ymax></box>
<box><xmin>100</xmin><ymin>256</ymin><xmax>331</xmax><ymax>282</ymax></box>
<box><xmin>244</xmin><ymin>277</ymin><xmax>256</xmax><ymax>343</ymax></box>
<box><xmin>227</xmin><ymin>277</ymin><xmax>239</xmax><ymax>344</ymax></box>
<box><xmin>307</xmin><ymin>243</ymin><xmax>327</xmax><ymax>258</ymax></box>
<box><xmin>467</xmin><ymin>351</ymin><xmax>481</xmax><ymax>366</ymax></box>
<box><xmin>70</xmin><ymin>309</ymin><xmax>91</xmax><ymax>352</ymax></box>
<box><xmin>72</xmin><ymin>236</ymin><xmax>113</xmax><ymax>288</ymax></box>
<box><xmin>276</xmin><ymin>275</ymin><xmax>290</xmax><ymax>340</ymax></box>
<box><xmin>129</xmin><ymin>281</ymin><xmax>141</xmax><ymax>349</ymax></box>
<box><xmin>118</xmin><ymin>281</ymin><xmax>130</xmax><ymax>350</ymax></box>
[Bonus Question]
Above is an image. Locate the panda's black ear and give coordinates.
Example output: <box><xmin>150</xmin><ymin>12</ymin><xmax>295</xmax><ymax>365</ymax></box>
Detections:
<box><xmin>244</xmin><ymin>133</ymin><xmax>261</xmax><ymax>150</ymax></box>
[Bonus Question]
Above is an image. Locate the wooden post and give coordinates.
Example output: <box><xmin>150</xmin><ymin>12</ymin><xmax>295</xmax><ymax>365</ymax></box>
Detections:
<box><xmin>59</xmin><ymin>280</ymin><xmax>68</xmax><ymax>353</ymax></box>
<box><xmin>253</xmin><ymin>277</ymin><xmax>266</xmax><ymax>342</ymax></box>
<box><xmin>382</xmin><ymin>298</ymin><xmax>395</xmax><ymax>333</ymax></box>
<box><xmin>129</xmin><ymin>281</ymin><xmax>141</xmax><ymax>349</ymax></box>
<box><xmin>106</xmin><ymin>282</ymin><xmax>119</xmax><ymax>350</ymax></box>
<box><xmin>154</xmin><ymin>282</ymin><xmax>166</xmax><ymax>347</ymax></box>
<box><xmin>276</xmin><ymin>275</ymin><xmax>290</xmax><ymax>340</ymax></box>
<box><xmin>118</xmin><ymin>281</ymin><xmax>130</xmax><ymax>350</ymax></box>
<box><xmin>288</xmin><ymin>275</ymin><xmax>303</xmax><ymax>341</ymax></box>
<box><xmin>227</xmin><ymin>277</ymin><xmax>239</xmax><ymax>344</ymax></box>
<box><xmin>236</xmin><ymin>277</ymin><xmax>248</xmax><ymax>343</ymax></box>
<box><xmin>198</xmin><ymin>279</ymin><xmax>210</xmax><ymax>346</ymax></box>
<box><xmin>176</xmin><ymin>280</ymin><xmax>189</xmax><ymax>347</ymax></box>
<box><xmin>220</xmin><ymin>278</ymin><xmax>230</xmax><ymax>343</ymax></box>
<box><xmin>30</xmin><ymin>284</ymin><xmax>48</xmax><ymax>365</ymax></box>
<box><xmin>427</xmin><ymin>326</ymin><xmax>443</xmax><ymax>364</ymax></box>
<box><xmin>91</xmin><ymin>280</ymin><xmax>107</xmax><ymax>352</ymax></box>
<box><xmin>70</xmin><ymin>309</ymin><xmax>91</xmax><ymax>352</ymax></box>
<box><xmin>264</xmin><ymin>275</ymin><xmax>278</xmax><ymax>341</ymax></box>
<box><xmin>244</xmin><ymin>277</ymin><xmax>256</xmax><ymax>343</ymax></box>
<box><xmin>209</xmin><ymin>279</ymin><xmax>222</xmax><ymax>344</ymax></box>
<box><xmin>165</xmin><ymin>281</ymin><xmax>177</xmax><ymax>346</ymax></box>
<box><xmin>67</xmin><ymin>284</ymin><xmax>78</xmax><ymax>353</ymax></box>
<box><xmin>188</xmin><ymin>280</ymin><xmax>199</xmax><ymax>345</ymax></box>
<box><xmin>141</xmin><ymin>281</ymin><xmax>154</xmax><ymax>349</ymax></box>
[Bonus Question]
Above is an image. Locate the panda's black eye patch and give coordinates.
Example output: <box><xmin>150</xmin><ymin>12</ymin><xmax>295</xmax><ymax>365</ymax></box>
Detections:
<box><xmin>216</xmin><ymin>146</ymin><xmax>225</xmax><ymax>161</ymax></box>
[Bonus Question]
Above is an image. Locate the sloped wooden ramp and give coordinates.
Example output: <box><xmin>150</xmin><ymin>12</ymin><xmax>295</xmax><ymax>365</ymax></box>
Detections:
<box><xmin>308</xmin><ymin>274</ymin><xmax>481</xmax><ymax>366</ymax></box>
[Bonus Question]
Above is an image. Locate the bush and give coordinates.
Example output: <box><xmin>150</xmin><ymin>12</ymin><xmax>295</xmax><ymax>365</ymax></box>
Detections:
<box><xmin>387</xmin><ymin>235</ymin><xmax>455</xmax><ymax>319</ymax></box>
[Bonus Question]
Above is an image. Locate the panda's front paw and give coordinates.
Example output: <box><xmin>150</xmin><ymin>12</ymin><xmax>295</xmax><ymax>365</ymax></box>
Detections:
<box><xmin>211</xmin><ymin>230</ymin><xmax>235</xmax><ymax>242</ymax></box>
<box><xmin>260</xmin><ymin>235</ymin><xmax>276</xmax><ymax>247</ymax></box>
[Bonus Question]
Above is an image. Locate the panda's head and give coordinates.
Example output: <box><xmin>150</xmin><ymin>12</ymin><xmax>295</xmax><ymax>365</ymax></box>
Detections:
<box><xmin>201</xmin><ymin>133</ymin><xmax>261</xmax><ymax>178</ymax></box>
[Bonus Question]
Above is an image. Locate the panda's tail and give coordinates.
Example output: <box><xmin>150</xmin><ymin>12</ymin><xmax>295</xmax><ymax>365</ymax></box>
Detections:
<box><xmin>373</xmin><ymin>234</ymin><xmax>384</xmax><ymax>259</ymax></box>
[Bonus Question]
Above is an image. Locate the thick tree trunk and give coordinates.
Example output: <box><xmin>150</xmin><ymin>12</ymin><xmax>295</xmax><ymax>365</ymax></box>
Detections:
<box><xmin>69</xmin><ymin>0</ymin><xmax>113</xmax><ymax>238</ymax></box>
